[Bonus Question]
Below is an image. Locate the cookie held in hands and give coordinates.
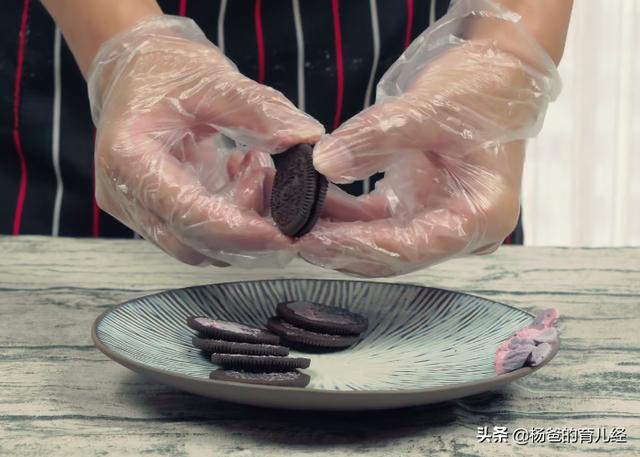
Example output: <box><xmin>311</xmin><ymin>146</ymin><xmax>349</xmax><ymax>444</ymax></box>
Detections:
<box><xmin>270</xmin><ymin>144</ymin><xmax>328</xmax><ymax>237</ymax></box>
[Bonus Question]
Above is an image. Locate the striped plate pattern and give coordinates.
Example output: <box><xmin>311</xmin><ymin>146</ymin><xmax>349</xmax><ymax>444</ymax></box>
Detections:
<box><xmin>96</xmin><ymin>280</ymin><xmax>534</xmax><ymax>392</ymax></box>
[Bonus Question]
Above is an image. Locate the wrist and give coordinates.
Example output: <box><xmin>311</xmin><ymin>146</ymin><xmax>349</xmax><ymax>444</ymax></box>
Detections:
<box><xmin>43</xmin><ymin>0</ymin><xmax>162</xmax><ymax>77</ymax></box>
<box><xmin>462</xmin><ymin>0</ymin><xmax>572</xmax><ymax>66</ymax></box>
<box><xmin>87</xmin><ymin>15</ymin><xmax>218</xmax><ymax>125</ymax></box>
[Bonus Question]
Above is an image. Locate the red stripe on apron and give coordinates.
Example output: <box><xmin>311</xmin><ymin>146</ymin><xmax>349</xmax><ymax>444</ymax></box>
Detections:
<box><xmin>254</xmin><ymin>0</ymin><xmax>265</xmax><ymax>84</ymax></box>
<box><xmin>404</xmin><ymin>0</ymin><xmax>414</xmax><ymax>49</ymax></box>
<box><xmin>179</xmin><ymin>0</ymin><xmax>188</xmax><ymax>17</ymax></box>
<box><xmin>12</xmin><ymin>0</ymin><xmax>31</xmax><ymax>235</ymax></box>
<box><xmin>331</xmin><ymin>0</ymin><xmax>344</xmax><ymax>131</ymax></box>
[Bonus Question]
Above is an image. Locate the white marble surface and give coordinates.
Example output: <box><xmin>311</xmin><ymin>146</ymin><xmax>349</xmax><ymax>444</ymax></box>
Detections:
<box><xmin>0</xmin><ymin>236</ymin><xmax>638</xmax><ymax>456</ymax></box>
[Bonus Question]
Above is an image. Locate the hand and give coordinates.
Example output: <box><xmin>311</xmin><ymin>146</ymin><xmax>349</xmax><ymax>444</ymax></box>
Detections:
<box><xmin>299</xmin><ymin>0</ymin><xmax>560</xmax><ymax>277</ymax></box>
<box><xmin>88</xmin><ymin>16</ymin><xmax>324</xmax><ymax>267</ymax></box>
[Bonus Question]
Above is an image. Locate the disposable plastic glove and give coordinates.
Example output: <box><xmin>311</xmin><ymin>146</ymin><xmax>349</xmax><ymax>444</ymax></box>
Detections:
<box><xmin>495</xmin><ymin>308</ymin><xmax>560</xmax><ymax>374</ymax></box>
<box><xmin>88</xmin><ymin>16</ymin><xmax>323</xmax><ymax>267</ymax></box>
<box><xmin>300</xmin><ymin>0</ymin><xmax>561</xmax><ymax>277</ymax></box>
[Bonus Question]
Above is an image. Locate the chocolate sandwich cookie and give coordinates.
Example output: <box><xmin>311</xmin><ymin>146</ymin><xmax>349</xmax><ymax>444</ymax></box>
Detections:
<box><xmin>271</xmin><ymin>144</ymin><xmax>328</xmax><ymax>237</ymax></box>
<box><xmin>211</xmin><ymin>353</ymin><xmax>311</xmax><ymax>372</ymax></box>
<box><xmin>191</xmin><ymin>337</ymin><xmax>289</xmax><ymax>356</ymax></box>
<box><xmin>267</xmin><ymin>317</ymin><xmax>360</xmax><ymax>348</ymax></box>
<box><xmin>276</xmin><ymin>301</ymin><xmax>368</xmax><ymax>335</ymax></box>
<box><xmin>186</xmin><ymin>316</ymin><xmax>280</xmax><ymax>345</ymax></box>
<box><xmin>209</xmin><ymin>369</ymin><xmax>311</xmax><ymax>388</ymax></box>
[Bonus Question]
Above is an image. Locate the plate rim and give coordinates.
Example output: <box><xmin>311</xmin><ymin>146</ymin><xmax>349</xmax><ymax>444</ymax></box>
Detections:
<box><xmin>92</xmin><ymin>278</ymin><xmax>557</xmax><ymax>396</ymax></box>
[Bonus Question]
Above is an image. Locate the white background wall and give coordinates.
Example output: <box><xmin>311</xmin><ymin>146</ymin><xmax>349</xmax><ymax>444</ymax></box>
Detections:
<box><xmin>523</xmin><ymin>0</ymin><xmax>640</xmax><ymax>246</ymax></box>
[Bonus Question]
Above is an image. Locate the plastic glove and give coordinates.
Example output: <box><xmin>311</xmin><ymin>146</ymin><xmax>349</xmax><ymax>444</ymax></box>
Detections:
<box><xmin>495</xmin><ymin>308</ymin><xmax>560</xmax><ymax>374</ymax></box>
<box><xmin>300</xmin><ymin>0</ymin><xmax>561</xmax><ymax>277</ymax></box>
<box><xmin>88</xmin><ymin>15</ymin><xmax>323</xmax><ymax>267</ymax></box>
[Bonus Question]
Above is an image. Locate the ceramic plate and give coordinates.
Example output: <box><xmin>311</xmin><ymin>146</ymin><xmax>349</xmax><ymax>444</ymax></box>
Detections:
<box><xmin>92</xmin><ymin>279</ymin><xmax>557</xmax><ymax>411</ymax></box>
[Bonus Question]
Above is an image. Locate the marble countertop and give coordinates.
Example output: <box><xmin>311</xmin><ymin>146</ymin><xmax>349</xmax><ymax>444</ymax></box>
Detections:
<box><xmin>0</xmin><ymin>236</ymin><xmax>638</xmax><ymax>456</ymax></box>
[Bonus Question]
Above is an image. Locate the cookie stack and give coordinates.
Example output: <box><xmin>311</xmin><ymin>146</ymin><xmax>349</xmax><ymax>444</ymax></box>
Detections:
<box><xmin>266</xmin><ymin>301</ymin><xmax>368</xmax><ymax>349</ymax></box>
<box><xmin>187</xmin><ymin>316</ymin><xmax>311</xmax><ymax>387</ymax></box>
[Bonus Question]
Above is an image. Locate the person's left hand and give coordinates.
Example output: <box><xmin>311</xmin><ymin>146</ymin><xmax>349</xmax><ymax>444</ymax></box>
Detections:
<box><xmin>298</xmin><ymin>1</ymin><xmax>560</xmax><ymax>277</ymax></box>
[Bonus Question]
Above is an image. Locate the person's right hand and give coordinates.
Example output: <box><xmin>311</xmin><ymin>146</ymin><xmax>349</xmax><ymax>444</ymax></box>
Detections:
<box><xmin>299</xmin><ymin>0</ymin><xmax>561</xmax><ymax>277</ymax></box>
<box><xmin>88</xmin><ymin>15</ymin><xmax>324</xmax><ymax>267</ymax></box>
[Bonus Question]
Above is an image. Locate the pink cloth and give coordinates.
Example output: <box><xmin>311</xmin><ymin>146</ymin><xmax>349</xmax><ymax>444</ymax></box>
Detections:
<box><xmin>495</xmin><ymin>308</ymin><xmax>560</xmax><ymax>375</ymax></box>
